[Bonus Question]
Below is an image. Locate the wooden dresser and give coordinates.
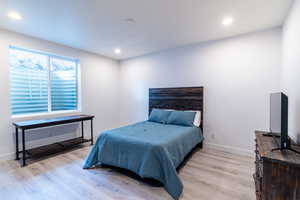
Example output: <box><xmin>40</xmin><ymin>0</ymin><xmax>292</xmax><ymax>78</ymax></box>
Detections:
<box><xmin>254</xmin><ymin>131</ymin><xmax>300</xmax><ymax>200</ymax></box>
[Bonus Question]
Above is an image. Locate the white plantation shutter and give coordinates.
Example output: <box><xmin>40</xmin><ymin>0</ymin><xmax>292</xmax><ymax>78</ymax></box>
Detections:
<box><xmin>10</xmin><ymin>49</ymin><xmax>49</xmax><ymax>115</ymax></box>
<box><xmin>10</xmin><ymin>47</ymin><xmax>79</xmax><ymax>116</ymax></box>
<box><xmin>51</xmin><ymin>58</ymin><xmax>78</xmax><ymax>111</ymax></box>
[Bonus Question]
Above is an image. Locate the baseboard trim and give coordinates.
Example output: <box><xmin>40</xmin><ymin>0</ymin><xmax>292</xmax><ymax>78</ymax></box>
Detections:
<box><xmin>204</xmin><ymin>142</ymin><xmax>253</xmax><ymax>157</ymax></box>
<box><xmin>0</xmin><ymin>152</ymin><xmax>14</xmax><ymax>161</ymax></box>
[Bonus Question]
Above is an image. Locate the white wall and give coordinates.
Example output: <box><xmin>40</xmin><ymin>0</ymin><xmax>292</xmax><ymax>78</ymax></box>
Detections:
<box><xmin>0</xmin><ymin>26</ymin><xmax>285</xmax><ymax>159</ymax></box>
<box><xmin>281</xmin><ymin>0</ymin><xmax>300</xmax><ymax>143</ymax></box>
<box><xmin>119</xmin><ymin>28</ymin><xmax>282</xmax><ymax>154</ymax></box>
<box><xmin>0</xmin><ymin>29</ymin><xmax>120</xmax><ymax>160</ymax></box>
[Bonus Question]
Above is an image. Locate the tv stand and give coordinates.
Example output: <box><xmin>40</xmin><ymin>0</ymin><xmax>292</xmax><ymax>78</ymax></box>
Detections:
<box><xmin>271</xmin><ymin>147</ymin><xmax>300</xmax><ymax>154</ymax></box>
<box><xmin>269</xmin><ymin>134</ymin><xmax>300</xmax><ymax>155</ymax></box>
<box><xmin>254</xmin><ymin>131</ymin><xmax>300</xmax><ymax>200</ymax></box>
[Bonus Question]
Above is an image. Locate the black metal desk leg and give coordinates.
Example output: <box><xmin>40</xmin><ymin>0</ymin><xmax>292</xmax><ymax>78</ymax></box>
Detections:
<box><xmin>81</xmin><ymin>121</ymin><xmax>84</xmax><ymax>139</ymax></box>
<box><xmin>22</xmin><ymin>129</ymin><xmax>26</xmax><ymax>167</ymax></box>
<box><xmin>15</xmin><ymin>127</ymin><xmax>19</xmax><ymax>160</ymax></box>
<box><xmin>91</xmin><ymin>119</ymin><xmax>94</xmax><ymax>145</ymax></box>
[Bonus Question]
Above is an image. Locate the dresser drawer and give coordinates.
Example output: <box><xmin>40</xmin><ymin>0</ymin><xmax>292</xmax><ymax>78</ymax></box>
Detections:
<box><xmin>255</xmin><ymin>161</ymin><xmax>263</xmax><ymax>179</ymax></box>
<box><xmin>255</xmin><ymin>150</ymin><xmax>261</xmax><ymax>161</ymax></box>
<box><xmin>255</xmin><ymin>191</ymin><xmax>262</xmax><ymax>200</ymax></box>
<box><xmin>253</xmin><ymin>173</ymin><xmax>262</xmax><ymax>194</ymax></box>
<box><xmin>255</xmin><ymin>131</ymin><xmax>300</xmax><ymax>200</ymax></box>
<box><xmin>255</xmin><ymin>139</ymin><xmax>261</xmax><ymax>160</ymax></box>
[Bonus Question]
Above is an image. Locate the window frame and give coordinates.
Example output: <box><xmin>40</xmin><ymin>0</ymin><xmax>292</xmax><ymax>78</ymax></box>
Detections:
<box><xmin>9</xmin><ymin>46</ymin><xmax>82</xmax><ymax>119</ymax></box>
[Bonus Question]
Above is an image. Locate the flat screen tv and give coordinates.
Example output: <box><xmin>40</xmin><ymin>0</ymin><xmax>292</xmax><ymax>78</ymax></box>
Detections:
<box><xmin>270</xmin><ymin>92</ymin><xmax>300</xmax><ymax>154</ymax></box>
<box><xmin>270</xmin><ymin>92</ymin><xmax>290</xmax><ymax>149</ymax></box>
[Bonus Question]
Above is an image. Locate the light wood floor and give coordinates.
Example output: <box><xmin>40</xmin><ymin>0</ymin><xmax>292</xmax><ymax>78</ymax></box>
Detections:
<box><xmin>0</xmin><ymin>146</ymin><xmax>255</xmax><ymax>200</ymax></box>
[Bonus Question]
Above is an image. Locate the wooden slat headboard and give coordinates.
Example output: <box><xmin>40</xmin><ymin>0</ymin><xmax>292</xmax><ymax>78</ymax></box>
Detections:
<box><xmin>149</xmin><ymin>87</ymin><xmax>204</xmax><ymax>130</ymax></box>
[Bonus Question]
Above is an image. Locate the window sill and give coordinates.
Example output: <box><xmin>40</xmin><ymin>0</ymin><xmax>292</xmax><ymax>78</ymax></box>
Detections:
<box><xmin>11</xmin><ymin>110</ymin><xmax>82</xmax><ymax>121</ymax></box>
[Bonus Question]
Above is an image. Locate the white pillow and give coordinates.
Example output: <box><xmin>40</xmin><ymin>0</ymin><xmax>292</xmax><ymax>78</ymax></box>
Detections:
<box><xmin>186</xmin><ymin>110</ymin><xmax>201</xmax><ymax>127</ymax></box>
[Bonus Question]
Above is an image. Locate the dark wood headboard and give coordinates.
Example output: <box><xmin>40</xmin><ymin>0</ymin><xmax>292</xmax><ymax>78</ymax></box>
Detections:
<box><xmin>149</xmin><ymin>87</ymin><xmax>204</xmax><ymax>129</ymax></box>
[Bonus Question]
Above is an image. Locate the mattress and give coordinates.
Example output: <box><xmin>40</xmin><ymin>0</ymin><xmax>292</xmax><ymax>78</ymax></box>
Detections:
<box><xmin>83</xmin><ymin>121</ymin><xmax>203</xmax><ymax>199</ymax></box>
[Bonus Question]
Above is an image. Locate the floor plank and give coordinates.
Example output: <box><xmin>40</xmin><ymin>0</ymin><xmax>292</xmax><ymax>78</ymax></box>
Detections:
<box><xmin>0</xmin><ymin>146</ymin><xmax>255</xmax><ymax>200</ymax></box>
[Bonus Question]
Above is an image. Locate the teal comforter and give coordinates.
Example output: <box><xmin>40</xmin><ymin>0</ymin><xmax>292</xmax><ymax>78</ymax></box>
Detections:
<box><xmin>83</xmin><ymin>121</ymin><xmax>203</xmax><ymax>199</ymax></box>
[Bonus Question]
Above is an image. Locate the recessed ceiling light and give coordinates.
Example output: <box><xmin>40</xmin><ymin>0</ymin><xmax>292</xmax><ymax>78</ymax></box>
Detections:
<box><xmin>8</xmin><ymin>11</ymin><xmax>22</xmax><ymax>20</ymax></box>
<box><xmin>222</xmin><ymin>17</ymin><xmax>233</xmax><ymax>26</ymax></box>
<box><xmin>114</xmin><ymin>48</ymin><xmax>121</xmax><ymax>54</ymax></box>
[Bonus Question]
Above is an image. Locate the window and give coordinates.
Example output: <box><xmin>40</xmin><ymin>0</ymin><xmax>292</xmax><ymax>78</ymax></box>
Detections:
<box><xmin>10</xmin><ymin>46</ymin><xmax>80</xmax><ymax>116</ymax></box>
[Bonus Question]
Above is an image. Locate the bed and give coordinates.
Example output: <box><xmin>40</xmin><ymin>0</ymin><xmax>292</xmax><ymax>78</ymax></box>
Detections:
<box><xmin>83</xmin><ymin>87</ymin><xmax>204</xmax><ymax>199</ymax></box>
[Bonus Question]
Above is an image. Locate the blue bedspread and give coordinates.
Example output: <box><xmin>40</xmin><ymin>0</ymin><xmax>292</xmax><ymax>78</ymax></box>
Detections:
<box><xmin>83</xmin><ymin>121</ymin><xmax>203</xmax><ymax>199</ymax></box>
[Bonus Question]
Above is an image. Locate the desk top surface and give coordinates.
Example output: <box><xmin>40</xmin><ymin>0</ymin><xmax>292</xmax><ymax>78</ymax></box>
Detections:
<box><xmin>13</xmin><ymin>115</ymin><xmax>94</xmax><ymax>129</ymax></box>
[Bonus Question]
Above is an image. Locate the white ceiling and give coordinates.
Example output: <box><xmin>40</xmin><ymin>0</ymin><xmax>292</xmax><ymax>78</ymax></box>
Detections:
<box><xmin>0</xmin><ymin>0</ymin><xmax>293</xmax><ymax>60</ymax></box>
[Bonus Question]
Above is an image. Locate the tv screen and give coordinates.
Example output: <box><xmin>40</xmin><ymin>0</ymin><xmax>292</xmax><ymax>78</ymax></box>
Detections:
<box><xmin>270</xmin><ymin>92</ymin><xmax>289</xmax><ymax>148</ymax></box>
<box><xmin>270</xmin><ymin>93</ymin><xmax>282</xmax><ymax>136</ymax></box>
